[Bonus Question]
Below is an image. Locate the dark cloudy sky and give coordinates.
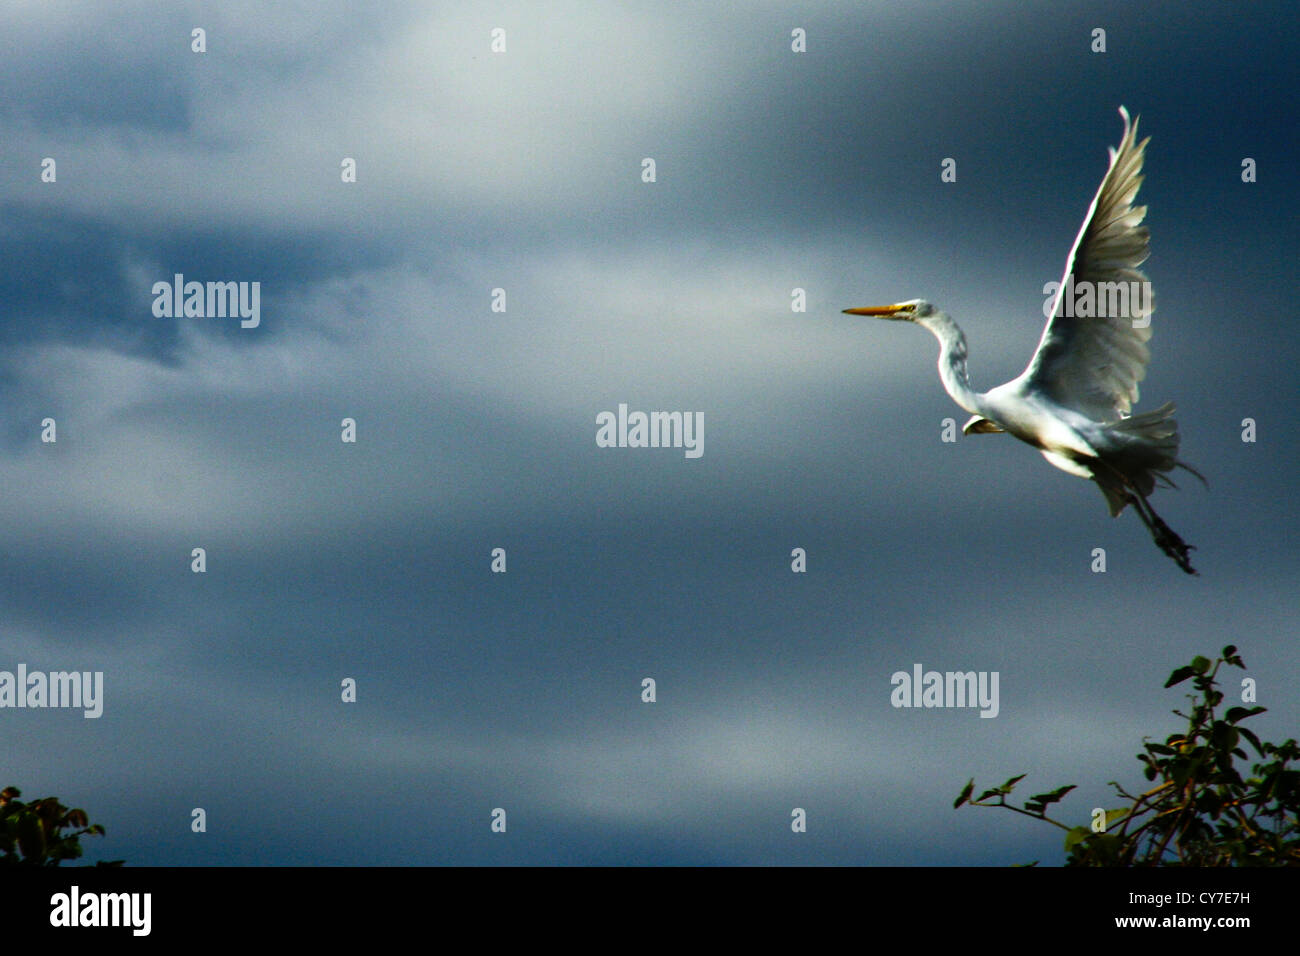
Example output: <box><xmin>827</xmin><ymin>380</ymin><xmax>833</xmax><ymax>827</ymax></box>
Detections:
<box><xmin>2</xmin><ymin>1</ymin><xmax>1296</xmax><ymax>865</ymax></box>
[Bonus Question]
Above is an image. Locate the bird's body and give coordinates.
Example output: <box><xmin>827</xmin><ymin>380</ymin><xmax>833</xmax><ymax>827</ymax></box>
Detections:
<box><xmin>844</xmin><ymin>107</ymin><xmax>1202</xmax><ymax>573</ymax></box>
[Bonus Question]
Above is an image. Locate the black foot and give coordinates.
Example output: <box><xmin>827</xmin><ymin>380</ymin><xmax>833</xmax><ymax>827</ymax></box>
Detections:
<box><xmin>1151</xmin><ymin>518</ymin><xmax>1198</xmax><ymax>575</ymax></box>
<box><xmin>1127</xmin><ymin>492</ymin><xmax>1199</xmax><ymax>575</ymax></box>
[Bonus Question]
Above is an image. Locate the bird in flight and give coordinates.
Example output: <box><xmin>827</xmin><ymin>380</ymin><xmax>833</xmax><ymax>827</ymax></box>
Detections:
<box><xmin>844</xmin><ymin>107</ymin><xmax>1204</xmax><ymax>574</ymax></box>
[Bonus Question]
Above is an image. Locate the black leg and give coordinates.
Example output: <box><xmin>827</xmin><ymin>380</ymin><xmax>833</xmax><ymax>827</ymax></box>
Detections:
<box><xmin>1092</xmin><ymin>459</ymin><xmax>1198</xmax><ymax>575</ymax></box>
<box><xmin>1131</xmin><ymin>486</ymin><xmax>1198</xmax><ymax>575</ymax></box>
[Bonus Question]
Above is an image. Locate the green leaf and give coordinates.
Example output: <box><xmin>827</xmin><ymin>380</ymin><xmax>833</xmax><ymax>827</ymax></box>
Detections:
<box><xmin>954</xmin><ymin>779</ymin><xmax>974</xmax><ymax>809</ymax></box>
<box><xmin>1225</xmin><ymin>706</ymin><xmax>1266</xmax><ymax>724</ymax></box>
<box><xmin>1191</xmin><ymin>656</ymin><xmax>1212</xmax><ymax>675</ymax></box>
<box><xmin>16</xmin><ymin>814</ymin><xmax>45</xmax><ymax>862</ymax></box>
<box><xmin>1000</xmin><ymin>774</ymin><xmax>1027</xmax><ymax>792</ymax></box>
<box><xmin>1089</xmin><ymin>834</ymin><xmax>1122</xmax><ymax>864</ymax></box>
<box><xmin>1165</xmin><ymin>665</ymin><xmax>1196</xmax><ymax>688</ymax></box>
<box><xmin>1064</xmin><ymin>826</ymin><xmax>1091</xmax><ymax>850</ymax></box>
<box><xmin>1212</xmin><ymin>721</ymin><xmax>1239</xmax><ymax>752</ymax></box>
<box><xmin>1104</xmin><ymin>807</ymin><xmax>1130</xmax><ymax>829</ymax></box>
<box><xmin>1238</xmin><ymin>727</ymin><xmax>1264</xmax><ymax>755</ymax></box>
<box><xmin>1028</xmin><ymin>785</ymin><xmax>1076</xmax><ymax>807</ymax></box>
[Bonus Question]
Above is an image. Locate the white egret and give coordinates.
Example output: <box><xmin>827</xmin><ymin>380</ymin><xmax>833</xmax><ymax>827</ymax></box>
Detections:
<box><xmin>845</xmin><ymin>107</ymin><xmax>1204</xmax><ymax>574</ymax></box>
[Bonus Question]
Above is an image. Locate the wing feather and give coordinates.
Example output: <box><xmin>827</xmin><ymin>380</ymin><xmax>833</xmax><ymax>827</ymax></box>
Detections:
<box><xmin>1016</xmin><ymin>107</ymin><xmax>1155</xmax><ymax>422</ymax></box>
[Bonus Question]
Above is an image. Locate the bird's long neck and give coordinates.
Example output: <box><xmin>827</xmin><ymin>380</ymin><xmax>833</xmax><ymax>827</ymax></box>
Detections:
<box><xmin>917</xmin><ymin>311</ymin><xmax>982</xmax><ymax>414</ymax></box>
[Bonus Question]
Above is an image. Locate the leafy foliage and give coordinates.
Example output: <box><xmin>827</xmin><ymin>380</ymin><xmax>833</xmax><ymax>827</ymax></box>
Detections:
<box><xmin>955</xmin><ymin>647</ymin><xmax>1299</xmax><ymax>865</ymax></box>
<box><xmin>0</xmin><ymin>787</ymin><xmax>121</xmax><ymax>866</ymax></box>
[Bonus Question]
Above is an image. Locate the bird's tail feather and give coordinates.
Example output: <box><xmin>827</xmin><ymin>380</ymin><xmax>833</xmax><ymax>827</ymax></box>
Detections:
<box><xmin>1095</xmin><ymin>401</ymin><xmax>1209</xmax><ymax>507</ymax></box>
<box><xmin>1107</xmin><ymin>401</ymin><xmax>1179</xmax><ymax>472</ymax></box>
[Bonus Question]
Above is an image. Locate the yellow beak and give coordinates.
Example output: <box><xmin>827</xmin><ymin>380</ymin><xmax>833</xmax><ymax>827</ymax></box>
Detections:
<box><xmin>842</xmin><ymin>305</ymin><xmax>902</xmax><ymax>316</ymax></box>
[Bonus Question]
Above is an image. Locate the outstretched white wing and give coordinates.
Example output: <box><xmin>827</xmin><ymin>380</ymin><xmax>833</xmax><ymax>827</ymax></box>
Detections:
<box><xmin>1015</xmin><ymin>106</ymin><xmax>1154</xmax><ymax>422</ymax></box>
